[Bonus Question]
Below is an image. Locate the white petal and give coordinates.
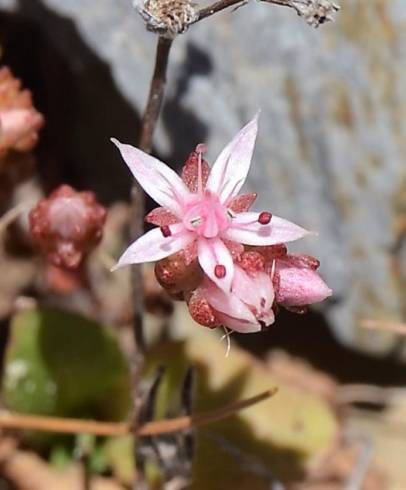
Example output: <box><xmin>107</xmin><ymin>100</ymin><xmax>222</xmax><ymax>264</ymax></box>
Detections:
<box><xmin>113</xmin><ymin>224</ymin><xmax>194</xmax><ymax>269</ymax></box>
<box><xmin>206</xmin><ymin>114</ymin><xmax>259</xmax><ymax>203</ymax></box>
<box><xmin>201</xmin><ymin>280</ymin><xmax>258</xmax><ymax>324</ymax></box>
<box><xmin>215</xmin><ymin>311</ymin><xmax>261</xmax><ymax>334</ymax></box>
<box><xmin>111</xmin><ymin>139</ymin><xmax>191</xmax><ymax>216</ymax></box>
<box><xmin>223</xmin><ymin>212</ymin><xmax>310</xmax><ymax>246</ymax></box>
<box><xmin>197</xmin><ymin>237</ymin><xmax>234</xmax><ymax>292</ymax></box>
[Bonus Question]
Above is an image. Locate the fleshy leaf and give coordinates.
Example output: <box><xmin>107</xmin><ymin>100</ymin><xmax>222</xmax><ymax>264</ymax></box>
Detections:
<box><xmin>2</xmin><ymin>308</ymin><xmax>130</xmax><ymax>445</ymax></box>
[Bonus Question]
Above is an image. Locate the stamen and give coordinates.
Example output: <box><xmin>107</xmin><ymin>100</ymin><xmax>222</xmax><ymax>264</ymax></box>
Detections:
<box><xmin>190</xmin><ymin>217</ymin><xmax>202</xmax><ymax>227</ymax></box>
<box><xmin>221</xmin><ymin>326</ymin><xmax>233</xmax><ymax>358</ymax></box>
<box><xmin>214</xmin><ymin>264</ymin><xmax>226</xmax><ymax>279</ymax></box>
<box><xmin>258</xmin><ymin>211</ymin><xmax>272</xmax><ymax>225</ymax></box>
<box><xmin>160</xmin><ymin>225</ymin><xmax>172</xmax><ymax>237</ymax></box>
<box><xmin>196</xmin><ymin>144</ymin><xmax>207</xmax><ymax>196</ymax></box>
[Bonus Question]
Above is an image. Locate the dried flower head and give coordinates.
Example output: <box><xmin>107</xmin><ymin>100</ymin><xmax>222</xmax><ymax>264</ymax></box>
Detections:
<box><xmin>29</xmin><ymin>184</ymin><xmax>107</xmax><ymax>269</ymax></box>
<box><xmin>0</xmin><ymin>67</ymin><xmax>44</xmax><ymax>162</ymax></box>
<box><xmin>134</xmin><ymin>0</ymin><xmax>197</xmax><ymax>38</ymax></box>
<box><xmin>289</xmin><ymin>0</ymin><xmax>340</xmax><ymax>27</ymax></box>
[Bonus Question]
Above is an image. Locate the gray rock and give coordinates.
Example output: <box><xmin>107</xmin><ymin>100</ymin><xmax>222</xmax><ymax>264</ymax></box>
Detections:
<box><xmin>2</xmin><ymin>0</ymin><xmax>406</xmax><ymax>354</ymax></box>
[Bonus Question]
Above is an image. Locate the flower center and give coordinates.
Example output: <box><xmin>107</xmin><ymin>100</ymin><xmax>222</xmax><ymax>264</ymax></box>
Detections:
<box><xmin>183</xmin><ymin>191</ymin><xmax>230</xmax><ymax>238</ymax></box>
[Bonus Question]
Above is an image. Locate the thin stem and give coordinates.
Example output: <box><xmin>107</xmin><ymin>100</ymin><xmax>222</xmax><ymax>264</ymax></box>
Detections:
<box><xmin>194</xmin><ymin>0</ymin><xmax>246</xmax><ymax>23</ymax></box>
<box><xmin>130</xmin><ymin>36</ymin><xmax>173</xmax><ymax>355</ymax></box>
<box><xmin>193</xmin><ymin>0</ymin><xmax>339</xmax><ymax>26</ymax></box>
<box><xmin>0</xmin><ymin>389</ymin><xmax>276</xmax><ymax>436</ymax></box>
<box><xmin>130</xmin><ymin>33</ymin><xmax>173</xmax><ymax>490</ymax></box>
<box><xmin>139</xmin><ymin>37</ymin><xmax>173</xmax><ymax>153</ymax></box>
<box><xmin>361</xmin><ymin>318</ymin><xmax>406</xmax><ymax>335</ymax></box>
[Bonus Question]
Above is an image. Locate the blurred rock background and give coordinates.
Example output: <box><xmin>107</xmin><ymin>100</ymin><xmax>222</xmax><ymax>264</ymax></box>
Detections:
<box><xmin>1</xmin><ymin>0</ymin><xmax>405</xmax><ymax>356</ymax></box>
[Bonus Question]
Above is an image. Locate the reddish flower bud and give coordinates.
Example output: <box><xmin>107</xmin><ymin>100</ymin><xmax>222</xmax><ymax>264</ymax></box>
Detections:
<box><xmin>0</xmin><ymin>67</ymin><xmax>44</xmax><ymax>162</ymax></box>
<box><xmin>29</xmin><ymin>184</ymin><xmax>106</xmax><ymax>269</ymax></box>
<box><xmin>237</xmin><ymin>251</ymin><xmax>265</xmax><ymax>274</ymax></box>
<box><xmin>272</xmin><ymin>254</ymin><xmax>331</xmax><ymax>308</ymax></box>
<box><xmin>256</xmin><ymin>244</ymin><xmax>288</xmax><ymax>261</ymax></box>
<box><xmin>187</xmin><ymin>288</ymin><xmax>220</xmax><ymax>328</ymax></box>
<box><xmin>154</xmin><ymin>251</ymin><xmax>203</xmax><ymax>295</ymax></box>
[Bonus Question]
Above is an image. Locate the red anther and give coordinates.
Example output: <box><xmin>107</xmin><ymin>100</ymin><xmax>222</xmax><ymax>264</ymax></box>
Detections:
<box><xmin>160</xmin><ymin>225</ymin><xmax>172</xmax><ymax>237</ymax></box>
<box><xmin>214</xmin><ymin>264</ymin><xmax>226</xmax><ymax>279</ymax></box>
<box><xmin>258</xmin><ymin>212</ymin><xmax>272</xmax><ymax>225</ymax></box>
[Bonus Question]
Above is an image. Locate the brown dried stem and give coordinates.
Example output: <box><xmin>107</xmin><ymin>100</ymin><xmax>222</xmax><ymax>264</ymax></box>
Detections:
<box><xmin>131</xmin><ymin>35</ymin><xmax>173</xmax><ymax>356</ymax></box>
<box><xmin>194</xmin><ymin>0</ymin><xmax>339</xmax><ymax>27</ymax></box>
<box><xmin>361</xmin><ymin>318</ymin><xmax>406</xmax><ymax>336</ymax></box>
<box><xmin>139</xmin><ymin>36</ymin><xmax>173</xmax><ymax>154</ymax></box>
<box><xmin>0</xmin><ymin>388</ymin><xmax>276</xmax><ymax>437</ymax></box>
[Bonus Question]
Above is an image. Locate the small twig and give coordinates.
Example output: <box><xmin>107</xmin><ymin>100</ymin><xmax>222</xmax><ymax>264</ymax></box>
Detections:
<box><xmin>130</xmin><ymin>32</ymin><xmax>173</xmax><ymax>490</ymax></box>
<box><xmin>361</xmin><ymin>318</ymin><xmax>406</xmax><ymax>336</ymax></box>
<box><xmin>130</xmin><ymin>34</ymin><xmax>173</xmax><ymax>364</ymax></box>
<box><xmin>0</xmin><ymin>388</ymin><xmax>276</xmax><ymax>437</ymax></box>
<box><xmin>0</xmin><ymin>201</ymin><xmax>33</xmax><ymax>235</ymax></box>
<box><xmin>138</xmin><ymin>36</ymin><xmax>173</xmax><ymax>153</ymax></box>
<box><xmin>194</xmin><ymin>0</ymin><xmax>339</xmax><ymax>27</ymax></box>
<box><xmin>337</xmin><ymin>384</ymin><xmax>406</xmax><ymax>406</ymax></box>
<box><xmin>344</xmin><ymin>433</ymin><xmax>373</xmax><ymax>490</ymax></box>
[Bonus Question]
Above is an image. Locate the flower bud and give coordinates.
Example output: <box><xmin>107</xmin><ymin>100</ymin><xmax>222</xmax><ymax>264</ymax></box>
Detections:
<box><xmin>154</xmin><ymin>250</ymin><xmax>203</xmax><ymax>295</ymax></box>
<box><xmin>0</xmin><ymin>67</ymin><xmax>44</xmax><ymax>162</ymax></box>
<box><xmin>29</xmin><ymin>184</ymin><xmax>106</xmax><ymax>269</ymax></box>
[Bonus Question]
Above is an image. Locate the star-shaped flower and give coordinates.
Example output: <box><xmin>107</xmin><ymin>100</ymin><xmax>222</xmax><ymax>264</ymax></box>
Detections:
<box><xmin>111</xmin><ymin>115</ymin><xmax>309</xmax><ymax>291</ymax></box>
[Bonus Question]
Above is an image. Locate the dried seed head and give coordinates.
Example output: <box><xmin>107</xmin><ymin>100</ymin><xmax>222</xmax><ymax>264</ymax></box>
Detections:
<box><xmin>134</xmin><ymin>0</ymin><xmax>197</xmax><ymax>38</ymax></box>
<box><xmin>290</xmin><ymin>0</ymin><xmax>340</xmax><ymax>28</ymax></box>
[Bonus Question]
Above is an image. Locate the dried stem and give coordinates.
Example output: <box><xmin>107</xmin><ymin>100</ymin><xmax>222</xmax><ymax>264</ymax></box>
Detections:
<box><xmin>139</xmin><ymin>37</ymin><xmax>173</xmax><ymax>153</ymax></box>
<box><xmin>130</xmin><ymin>36</ymin><xmax>173</xmax><ymax>354</ymax></box>
<box><xmin>361</xmin><ymin>318</ymin><xmax>406</xmax><ymax>336</ymax></box>
<box><xmin>194</xmin><ymin>0</ymin><xmax>339</xmax><ymax>26</ymax></box>
<box><xmin>0</xmin><ymin>388</ymin><xmax>276</xmax><ymax>437</ymax></box>
<box><xmin>130</xmin><ymin>34</ymin><xmax>174</xmax><ymax>487</ymax></box>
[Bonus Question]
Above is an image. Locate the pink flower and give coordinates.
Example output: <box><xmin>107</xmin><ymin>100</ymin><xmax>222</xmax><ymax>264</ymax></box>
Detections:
<box><xmin>111</xmin><ymin>115</ymin><xmax>309</xmax><ymax>292</ymax></box>
<box><xmin>188</xmin><ymin>251</ymin><xmax>275</xmax><ymax>333</ymax></box>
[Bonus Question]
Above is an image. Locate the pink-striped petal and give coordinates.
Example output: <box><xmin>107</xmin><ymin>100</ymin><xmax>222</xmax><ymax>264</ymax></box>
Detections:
<box><xmin>206</xmin><ymin>115</ymin><xmax>259</xmax><ymax>203</ymax></box>
<box><xmin>232</xmin><ymin>267</ymin><xmax>274</xmax><ymax>313</ymax></box>
<box><xmin>197</xmin><ymin>237</ymin><xmax>234</xmax><ymax>292</ymax></box>
<box><xmin>223</xmin><ymin>212</ymin><xmax>309</xmax><ymax>246</ymax></box>
<box><xmin>215</xmin><ymin>311</ymin><xmax>261</xmax><ymax>333</ymax></box>
<box><xmin>111</xmin><ymin>139</ymin><xmax>191</xmax><ymax>216</ymax></box>
<box><xmin>201</xmin><ymin>280</ymin><xmax>258</xmax><ymax>325</ymax></box>
<box><xmin>113</xmin><ymin>223</ymin><xmax>194</xmax><ymax>270</ymax></box>
<box><xmin>145</xmin><ymin>207</ymin><xmax>180</xmax><ymax>226</ymax></box>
